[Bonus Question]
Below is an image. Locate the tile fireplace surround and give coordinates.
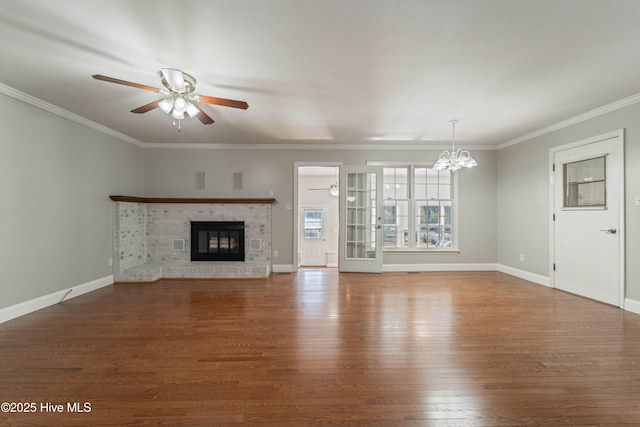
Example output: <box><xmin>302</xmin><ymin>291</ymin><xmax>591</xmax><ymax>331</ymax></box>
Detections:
<box><xmin>111</xmin><ymin>196</ymin><xmax>275</xmax><ymax>282</ymax></box>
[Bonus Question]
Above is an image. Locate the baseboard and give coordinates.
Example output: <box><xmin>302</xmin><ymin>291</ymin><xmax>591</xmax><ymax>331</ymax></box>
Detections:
<box><xmin>0</xmin><ymin>275</ymin><xmax>113</xmax><ymax>324</ymax></box>
<box><xmin>624</xmin><ymin>298</ymin><xmax>640</xmax><ymax>315</ymax></box>
<box><xmin>497</xmin><ymin>264</ymin><xmax>550</xmax><ymax>287</ymax></box>
<box><xmin>383</xmin><ymin>263</ymin><xmax>498</xmax><ymax>272</ymax></box>
<box><xmin>272</xmin><ymin>264</ymin><xmax>295</xmax><ymax>273</ymax></box>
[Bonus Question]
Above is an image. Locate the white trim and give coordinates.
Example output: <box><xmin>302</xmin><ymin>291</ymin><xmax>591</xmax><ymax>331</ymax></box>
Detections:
<box><xmin>0</xmin><ymin>275</ymin><xmax>113</xmax><ymax>324</ymax></box>
<box><xmin>624</xmin><ymin>298</ymin><xmax>640</xmax><ymax>315</ymax></box>
<box><xmin>144</xmin><ymin>141</ymin><xmax>496</xmax><ymax>151</ymax></box>
<box><xmin>294</xmin><ymin>162</ymin><xmax>343</xmax><ymax>273</ymax></box>
<box><xmin>326</xmin><ymin>251</ymin><xmax>339</xmax><ymax>267</ymax></box>
<box><xmin>497</xmin><ymin>264</ymin><xmax>550</xmax><ymax>287</ymax></box>
<box><xmin>498</xmin><ymin>93</ymin><xmax>640</xmax><ymax>149</ymax></box>
<box><xmin>142</xmin><ymin>142</ymin><xmax>497</xmax><ymax>150</ymax></box>
<box><xmin>272</xmin><ymin>264</ymin><xmax>295</xmax><ymax>273</ymax></box>
<box><xmin>0</xmin><ymin>83</ymin><xmax>146</xmax><ymax>147</ymax></box>
<box><xmin>383</xmin><ymin>263</ymin><xmax>497</xmax><ymax>272</ymax></box>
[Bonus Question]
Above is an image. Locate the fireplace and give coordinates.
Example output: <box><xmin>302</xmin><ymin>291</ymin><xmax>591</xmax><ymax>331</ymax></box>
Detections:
<box><xmin>191</xmin><ymin>221</ymin><xmax>245</xmax><ymax>262</ymax></box>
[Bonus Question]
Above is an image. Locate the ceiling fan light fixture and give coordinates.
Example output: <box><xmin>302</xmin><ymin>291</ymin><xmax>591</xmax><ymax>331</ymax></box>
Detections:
<box><xmin>173</xmin><ymin>97</ymin><xmax>187</xmax><ymax>112</ymax></box>
<box><xmin>185</xmin><ymin>102</ymin><xmax>200</xmax><ymax>118</ymax></box>
<box><xmin>158</xmin><ymin>98</ymin><xmax>174</xmax><ymax>114</ymax></box>
<box><xmin>433</xmin><ymin>120</ymin><xmax>478</xmax><ymax>171</ymax></box>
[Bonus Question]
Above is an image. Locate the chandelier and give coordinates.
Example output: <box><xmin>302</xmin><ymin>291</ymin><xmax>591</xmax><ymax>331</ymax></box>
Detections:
<box><xmin>433</xmin><ymin>120</ymin><xmax>478</xmax><ymax>171</ymax></box>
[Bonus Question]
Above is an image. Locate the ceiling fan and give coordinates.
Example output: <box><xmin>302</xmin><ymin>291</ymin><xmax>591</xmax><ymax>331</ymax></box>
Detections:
<box><xmin>92</xmin><ymin>68</ymin><xmax>248</xmax><ymax>131</ymax></box>
<box><xmin>308</xmin><ymin>183</ymin><xmax>339</xmax><ymax>196</ymax></box>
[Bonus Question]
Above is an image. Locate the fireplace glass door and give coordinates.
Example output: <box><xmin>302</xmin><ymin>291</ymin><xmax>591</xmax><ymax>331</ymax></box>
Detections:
<box><xmin>191</xmin><ymin>221</ymin><xmax>245</xmax><ymax>261</ymax></box>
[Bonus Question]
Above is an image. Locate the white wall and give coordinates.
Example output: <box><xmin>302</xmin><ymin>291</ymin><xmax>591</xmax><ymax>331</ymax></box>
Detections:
<box><xmin>0</xmin><ymin>93</ymin><xmax>144</xmax><ymax>310</ymax></box>
<box><xmin>143</xmin><ymin>147</ymin><xmax>498</xmax><ymax>268</ymax></box>
<box><xmin>497</xmin><ymin>102</ymin><xmax>640</xmax><ymax>301</ymax></box>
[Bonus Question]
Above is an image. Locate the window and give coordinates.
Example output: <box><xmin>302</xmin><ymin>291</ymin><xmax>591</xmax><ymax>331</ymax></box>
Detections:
<box><xmin>563</xmin><ymin>156</ymin><xmax>606</xmax><ymax>208</ymax></box>
<box><xmin>303</xmin><ymin>210</ymin><xmax>323</xmax><ymax>239</ymax></box>
<box><xmin>383</xmin><ymin>167</ymin><xmax>409</xmax><ymax>248</ymax></box>
<box><xmin>382</xmin><ymin>165</ymin><xmax>456</xmax><ymax>250</ymax></box>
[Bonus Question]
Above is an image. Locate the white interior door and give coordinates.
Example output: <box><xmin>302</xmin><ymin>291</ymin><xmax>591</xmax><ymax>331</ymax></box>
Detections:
<box><xmin>552</xmin><ymin>130</ymin><xmax>624</xmax><ymax>306</ymax></box>
<box><xmin>339</xmin><ymin>165</ymin><xmax>383</xmax><ymax>273</ymax></box>
<box><xmin>299</xmin><ymin>207</ymin><xmax>327</xmax><ymax>266</ymax></box>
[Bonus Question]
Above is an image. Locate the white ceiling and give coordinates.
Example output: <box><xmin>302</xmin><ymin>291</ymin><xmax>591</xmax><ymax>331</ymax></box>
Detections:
<box><xmin>1</xmin><ymin>0</ymin><xmax>640</xmax><ymax>148</ymax></box>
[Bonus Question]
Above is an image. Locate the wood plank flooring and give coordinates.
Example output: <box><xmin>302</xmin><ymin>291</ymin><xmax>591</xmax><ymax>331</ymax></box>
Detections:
<box><xmin>1</xmin><ymin>270</ymin><xmax>640</xmax><ymax>426</ymax></box>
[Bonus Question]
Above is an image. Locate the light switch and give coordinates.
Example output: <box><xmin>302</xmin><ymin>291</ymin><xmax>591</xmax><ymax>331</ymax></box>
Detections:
<box><xmin>635</xmin><ymin>195</ymin><xmax>640</xmax><ymax>206</ymax></box>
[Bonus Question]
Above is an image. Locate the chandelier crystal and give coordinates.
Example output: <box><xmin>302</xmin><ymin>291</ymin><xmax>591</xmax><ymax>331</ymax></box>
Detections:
<box><xmin>433</xmin><ymin>120</ymin><xmax>478</xmax><ymax>171</ymax></box>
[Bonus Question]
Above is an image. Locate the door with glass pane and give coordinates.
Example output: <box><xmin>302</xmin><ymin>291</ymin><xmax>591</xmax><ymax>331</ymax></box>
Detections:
<box><xmin>299</xmin><ymin>207</ymin><xmax>327</xmax><ymax>266</ymax></box>
<box><xmin>552</xmin><ymin>131</ymin><xmax>624</xmax><ymax>306</ymax></box>
<box><xmin>339</xmin><ymin>165</ymin><xmax>383</xmax><ymax>273</ymax></box>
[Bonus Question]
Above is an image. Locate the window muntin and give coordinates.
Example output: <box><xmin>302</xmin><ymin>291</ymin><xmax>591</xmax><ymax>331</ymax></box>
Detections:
<box><xmin>383</xmin><ymin>165</ymin><xmax>455</xmax><ymax>251</ymax></box>
<box><xmin>383</xmin><ymin>200</ymin><xmax>409</xmax><ymax>248</ymax></box>
<box><xmin>303</xmin><ymin>210</ymin><xmax>323</xmax><ymax>239</ymax></box>
<box><xmin>345</xmin><ymin>171</ymin><xmax>377</xmax><ymax>259</ymax></box>
<box><xmin>416</xmin><ymin>201</ymin><xmax>452</xmax><ymax>248</ymax></box>
<box><xmin>563</xmin><ymin>156</ymin><xmax>606</xmax><ymax>208</ymax></box>
<box><xmin>383</xmin><ymin>167</ymin><xmax>409</xmax><ymax>249</ymax></box>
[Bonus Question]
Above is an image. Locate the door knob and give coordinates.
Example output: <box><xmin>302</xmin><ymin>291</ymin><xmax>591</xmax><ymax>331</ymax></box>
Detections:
<box><xmin>600</xmin><ymin>228</ymin><xmax>617</xmax><ymax>234</ymax></box>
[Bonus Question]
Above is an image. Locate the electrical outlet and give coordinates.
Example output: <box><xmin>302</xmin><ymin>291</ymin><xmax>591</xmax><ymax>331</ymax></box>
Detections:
<box><xmin>108</xmin><ymin>258</ymin><xmax>113</xmax><ymax>266</ymax></box>
<box><xmin>269</xmin><ymin>190</ymin><xmax>274</xmax><ymax>197</ymax></box>
<box><xmin>519</xmin><ymin>254</ymin><xmax>524</xmax><ymax>262</ymax></box>
<box><xmin>273</xmin><ymin>250</ymin><xmax>278</xmax><ymax>257</ymax></box>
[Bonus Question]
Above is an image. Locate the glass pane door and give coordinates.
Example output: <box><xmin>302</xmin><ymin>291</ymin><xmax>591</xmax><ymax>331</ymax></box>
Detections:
<box><xmin>339</xmin><ymin>165</ymin><xmax>383</xmax><ymax>272</ymax></box>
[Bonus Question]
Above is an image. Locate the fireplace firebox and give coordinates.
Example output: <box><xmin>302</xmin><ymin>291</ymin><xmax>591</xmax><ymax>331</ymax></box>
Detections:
<box><xmin>191</xmin><ymin>221</ymin><xmax>245</xmax><ymax>262</ymax></box>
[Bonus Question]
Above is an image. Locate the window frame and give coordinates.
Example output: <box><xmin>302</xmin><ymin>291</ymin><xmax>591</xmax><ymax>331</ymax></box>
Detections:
<box><xmin>370</xmin><ymin>162</ymin><xmax>459</xmax><ymax>253</ymax></box>
<box><xmin>303</xmin><ymin>209</ymin><xmax>323</xmax><ymax>240</ymax></box>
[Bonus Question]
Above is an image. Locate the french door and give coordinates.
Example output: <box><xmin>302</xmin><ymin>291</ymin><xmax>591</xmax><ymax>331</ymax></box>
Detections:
<box><xmin>339</xmin><ymin>165</ymin><xmax>383</xmax><ymax>273</ymax></box>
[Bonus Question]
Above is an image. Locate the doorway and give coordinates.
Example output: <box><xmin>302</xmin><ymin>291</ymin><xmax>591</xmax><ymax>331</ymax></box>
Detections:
<box><xmin>550</xmin><ymin>129</ymin><xmax>625</xmax><ymax>306</ymax></box>
<box><xmin>296</xmin><ymin>165</ymin><xmax>340</xmax><ymax>268</ymax></box>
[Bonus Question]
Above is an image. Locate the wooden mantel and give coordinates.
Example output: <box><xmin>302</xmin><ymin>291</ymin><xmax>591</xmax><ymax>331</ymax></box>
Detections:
<box><xmin>110</xmin><ymin>195</ymin><xmax>276</xmax><ymax>204</ymax></box>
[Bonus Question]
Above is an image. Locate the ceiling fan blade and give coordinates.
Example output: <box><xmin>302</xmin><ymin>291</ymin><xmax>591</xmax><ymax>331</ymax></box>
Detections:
<box><xmin>196</xmin><ymin>95</ymin><xmax>249</xmax><ymax>110</ymax></box>
<box><xmin>195</xmin><ymin>109</ymin><xmax>214</xmax><ymax>125</ymax></box>
<box><xmin>92</xmin><ymin>75</ymin><xmax>161</xmax><ymax>93</ymax></box>
<box><xmin>160</xmin><ymin>68</ymin><xmax>186</xmax><ymax>93</ymax></box>
<box><xmin>131</xmin><ymin>100</ymin><xmax>161</xmax><ymax>114</ymax></box>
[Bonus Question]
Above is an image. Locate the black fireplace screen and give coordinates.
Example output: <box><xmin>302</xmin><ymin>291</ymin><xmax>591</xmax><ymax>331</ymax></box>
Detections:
<box><xmin>191</xmin><ymin>221</ymin><xmax>245</xmax><ymax>261</ymax></box>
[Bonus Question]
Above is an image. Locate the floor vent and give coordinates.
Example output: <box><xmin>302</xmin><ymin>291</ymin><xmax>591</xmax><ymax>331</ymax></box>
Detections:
<box><xmin>406</xmin><ymin>271</ymin><xmax>421</xmax><ymax>274</ymax></box>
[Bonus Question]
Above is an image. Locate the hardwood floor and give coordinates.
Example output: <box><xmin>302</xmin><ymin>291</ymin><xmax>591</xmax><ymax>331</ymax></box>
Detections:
<box><xmin>1</xmin><ymin>270</ymin><xmax>640</xmax><ymax>426</ymax></box>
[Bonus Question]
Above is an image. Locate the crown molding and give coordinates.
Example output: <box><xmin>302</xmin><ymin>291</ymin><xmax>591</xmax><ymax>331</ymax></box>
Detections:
<box><xmin>0</xmin><ymin>83</ymin><xmax>146</xmax><ymax>147</ymax></box>
<box><xmin>4</xmin><ymin>81</ymin><xmax>640</xmax><ymax>152</ymax></box>
<box><xmin>497</xmin><ymin>91</ymin><xmax>640</xmax><ymax>149</ymax></box>
<box><xmin>142</xmin><ymin>142</ymin><xmax>496</xmax><ymax>150</ymax></box>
